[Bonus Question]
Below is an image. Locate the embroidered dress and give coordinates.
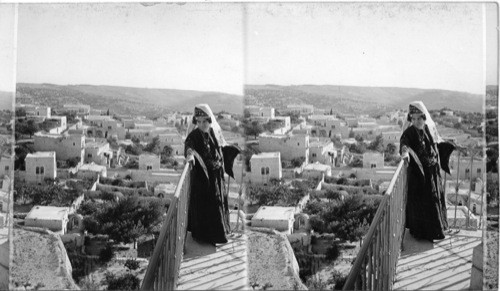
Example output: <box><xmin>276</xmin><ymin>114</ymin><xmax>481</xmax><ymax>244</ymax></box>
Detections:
<box><xmin>400</xmin><ymin>125</ymin><xmax>448</xmax><ymax>240</ymax></box>
<box><xmin>185</xmin><ymin>127</ymin><xmax>230</xmax><ymax>244</ymax></box>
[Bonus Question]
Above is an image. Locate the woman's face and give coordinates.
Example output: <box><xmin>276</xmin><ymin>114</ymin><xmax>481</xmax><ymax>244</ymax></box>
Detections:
<box><xmin>411</xmin><ymin>113</ymin><xmax>425</xmax><ymax>130</ymax></box>
<box><xmin>196</xmin><ymin>117</ymin><xmax>212</xmax><ymax>133</ymax></box>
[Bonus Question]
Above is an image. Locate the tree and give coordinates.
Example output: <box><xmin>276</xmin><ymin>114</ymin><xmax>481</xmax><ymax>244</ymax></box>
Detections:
<box><xmin>16</xmin><ymin>119</ymin><xmax>39</xmax><ymax>138</ymax></box>
<box><xmin>66</xmin><ymin>157</ymin><xmax>81</xmax><ymax>168</ymax></box>
<box><xmin>244</xmin><ymin>121</ymin><xmax>264</xmax><ymax>139</ymax></box>
<box><xmin>125</xmin><ymin>144</ymin><xmax>143</xmax><ymax>156</ymax></box>
<box><xmin>354</xmin><ymin>134</ymin><xmax>364</xmax><ymax>142</ymax></box>
<box><xmin>15</xmin><ymin>108</ymin><xmax>26</xmax><ymax>117</ymax></box>
<box><xmin>349</xmin><ymin>143</ymin><xmax>366</xmax><ymax>154</ymax></box>
<box><xmin>290</xmin><ymin>157</ymin><xmax>306</xmax><ymax>168</ymax></box>
<box><xmin>106</xmin><ymin>273</ymin><xmax>140</xmax><ymax>291</ymax></box>
<box><xmin>325</xmin><ymin>189</ymin><xmax>342</xmax><ymax>202</ymax></box>
<box><xmin>131</xmin><ymin>136</ymin><xmax>141</xmax><ymax>144</ymax></box>
<box><xmin>384</xmin><ymin>143</ymin><xmax>397</xmax><ymax>156</ymax></box>
<box><xmin>82</xmin><ymin>197</ymin><xmax>164</xmax><ymax>247</ymax></box>
<box><xmin>124</xmin><ymin>259</ymin><xmax>140</xmax><ymax>271</ymax></box>
<box><xmin>368</xmin><ymin>134</ymin><xmax>384</xmax><ymax>153</ymax></box>
<box><xmin>144</xmin><ymin>136</ymin><xmax>161</xmax><ymax>154</ymax></box>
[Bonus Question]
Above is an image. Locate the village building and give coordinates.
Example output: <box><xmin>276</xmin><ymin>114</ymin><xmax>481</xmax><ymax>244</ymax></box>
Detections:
<box><xmin>249</xmin><ymin>152</ymin><xmax>282</xmax><ymax>184</ymax></box>
<box><xmin>86</xmin><ymin>116</ymin><xmax>126</xmax><ymax>139</ymax></box>
<box><xmin>381</xmin><ymin>131</ymin><xmax>401</xmax><ymax>146</ymax></box>
<box><xmin>246</xmin><ymin>105</ymin><xmax>275</xmax><ymax>120</ymax></box>
<box><xmin>77</xmin><ymin>162</ymin><xmax>107</xmax><ymax>179</ymax></box>
<box><xmin>0</xmin><ymin>154</ymin><xmax>12</xmax><ymax>178</ymax></box>
<box><xmin>84</xmin><ymin>139</ymin><xmax>112</xmax><ymax>166</ymax></box>
<box><xmin>43</xmin><ymin>115</ymin><xmax>67</xmax><ymax>134</ymax></box>
<box><xmin>448</xmin><ymin>155</ymin><xmax>485</xmax><ymax>180</ymax></box>
<box><xmin>363</xmin><ymin>151</ymin><xmax>385</xmax><ymax>169</ymax></box>
<box><xmin>25</xmin><ymin>205</ymin><xmax>69</xmax><ymax>234</ymax></box>
<box><xmin>139</xmin><ymin>154</ymin><xmax>161</xmax><ymax>171</ymax></box>
<box><xmin>22</xmin><ymin>105</ymin><xmax>51</xmax><ymax>118</ymax></box>
<box><xmin>158</xmin><ymin>132</ymin><xmax>184</xmax><ymax>156</ymax></box>
<box><xmin>251</xmin><ymin>206</ymin><xmax>296</xmax><ymax>234</ymax></box>
<box><xmin>218</xmin><ymin>118</ymin><xmax>240</xmax><ymax>131</ymax></box>
<box><xmin>285</xmin><ymin>104</ymin><xmax>314</xmax><ymax>115</ymax></box>
<box><xmin>33</xmin><ymin>133</ymin><xmax>85</xmax><ymax>162</ymax></box>
<box><xmin>302</xmin><ymin>162</ymin><xmax>332</xmax><ymax>179</ymax></box>
<box><xmin>258</xmin><ymin>133</ymin><xmax>309</xmax><ymax>163</ymax></box>
<box><xmin>62</xmin><ymin>104</ymin><xmax>91</xmax><ymax>116</ymax></box>
<box><xmin>24</xmin><ymin>152</ymin><xmax>57</xmax><ymax>183</ymax></box>
<box><xmin>308</xmin><ymin>139</ymin><xmax>336</xmax><ymax>165</ymax></box>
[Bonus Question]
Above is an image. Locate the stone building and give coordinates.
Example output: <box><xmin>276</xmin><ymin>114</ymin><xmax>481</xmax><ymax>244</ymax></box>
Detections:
<box><xmin>24</xmin><ymin>152</ymin><xmax>57</xmax><ymax>183</ymax></box>
<box><xmin>258</xmin><ymin>133</ymin><xmax>309</xmax><ymax>163</ymax></box>
<box><xmin>249</xmin><ymin>152</ymin><xmax>282</xmax><ymax>184</ymax></box>
<box><xmin>33</xmin><ymin>133</ymin><xmax>85</xmax><ymax>162</ymax></box>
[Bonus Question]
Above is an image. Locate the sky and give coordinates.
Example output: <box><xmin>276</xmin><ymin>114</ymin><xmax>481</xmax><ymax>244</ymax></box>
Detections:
<box><xmin>0</xmin><ymin>4</ymin><xmax>17</xmax><ymax>93</ymax></box>
<box><xmin>245</xmin><ymin>2</ymin><xmax>497</xmax><ymax>94</ymax></box>
<box><xmin>0</xmin><ymin>2</ymin><xmax>498</xmax><ymax>99</ymax></box>
<box><xmin>15</xmin><ymin>3</ymin><xmax>244</xmax><ymax>95</ymax></box>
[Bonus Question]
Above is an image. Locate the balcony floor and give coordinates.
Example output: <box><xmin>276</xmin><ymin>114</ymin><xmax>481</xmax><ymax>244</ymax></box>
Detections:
<box><xmin>177</xmin><ymin>214</ymin><xmax>249</xmax><ymax>290</ymax></box>
<box><xmin>393</xmin><ymin>228</ymin><xmax>482</xmax><ymax>290</ymax></box>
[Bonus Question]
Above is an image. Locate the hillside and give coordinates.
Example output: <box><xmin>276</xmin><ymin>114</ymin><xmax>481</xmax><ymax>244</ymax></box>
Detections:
<box><xmin>16</xmin><ymin>83</ymin><xmax>243</xmax><ymax>116</ymax></box>
<box><xmin>0</xmin><ymin>91</ymin><xmax>14</xmax><ymax>111</ymax></box>
<box><xmin>245</xmin><ymin>84</ymin><xmax>484</xmax><ymax>114</ymax></box>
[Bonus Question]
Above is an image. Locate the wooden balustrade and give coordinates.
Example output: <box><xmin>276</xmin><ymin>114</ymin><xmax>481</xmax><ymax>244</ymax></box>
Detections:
<box><xmin>343</xmin><ymin>160</ymin><xmax>407</xmax><ymax>290</ymax></box>
<box><xmin>141</xmin><ymin>163</ymin><xmax>192</xmax><ymax>291</ymax></box>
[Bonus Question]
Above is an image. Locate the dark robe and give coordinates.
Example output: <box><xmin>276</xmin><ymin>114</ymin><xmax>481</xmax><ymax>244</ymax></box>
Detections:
<box><xmin>185</xmin><ymin>128</ymin><xmax>230</xmax><ymax>244</ymax></box>
<box><xmin>400</xmin><ymin>125</ymin><xmax>449</xmax><ymax>241</ymax></box>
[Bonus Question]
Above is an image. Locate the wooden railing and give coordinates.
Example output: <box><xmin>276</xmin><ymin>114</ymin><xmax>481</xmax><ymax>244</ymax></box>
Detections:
<box><xmin>343</xmin><ymin>160</ymin><xmax>408</xmax><ymax>290</ymax></box>
<box><xmin>141</xmin><ymin>163</ymin><xmax>192</xmax><ymax>291</ymax></box>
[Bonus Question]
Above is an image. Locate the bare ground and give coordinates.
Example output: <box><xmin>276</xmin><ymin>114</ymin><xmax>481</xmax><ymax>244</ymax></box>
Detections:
<box><xmin>485</xmin><ymin>229</ymin><xmax>499</xmax><ymax>290</ymax></box>
<box><xmin>11</xmin><ymin>228</ymin><xmax>79</xmax><ymax>290</ymax></box>
<box><xmin>247</xmin><ymin>228</ymin><xmax>306</xmax><ymax>290</ymax></box>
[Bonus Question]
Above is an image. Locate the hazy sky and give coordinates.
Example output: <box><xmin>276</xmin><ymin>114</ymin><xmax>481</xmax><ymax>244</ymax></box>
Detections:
<box><xmin>3</xmin><ymin>2</ymin><xmax>499</xmax><ymax>98</ymax></box>
<box><xmin>0</xmin><ymin>4</ymin><xmax>16</xmax><ymax>93</ymax></box>
<box><xmin>245</xmin><ymin>3</ymin><xmax>495</xmax><ymax>94</ymax></box>
<box><xmin>16</xmin><ymin>3</ymin><xmax>244</xmax><ymax>95</ymax></box>
<box><xmin>486</xmin><ymin>3</ymin><xmax>498</xmax><ymax>86</ymax></box>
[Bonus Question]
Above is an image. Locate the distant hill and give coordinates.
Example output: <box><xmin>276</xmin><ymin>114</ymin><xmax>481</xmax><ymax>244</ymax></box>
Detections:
<box><xmin>16</xmin><ymin>83</ymin><xmax>243</xmax><ymax>116</ymax></box>
<box><xmin>0</xmin><ymin>91</ymin><xmax>14</xmax><ymax>111</ymax></box>
<box><xmin>245</xmin><ymin>84</ymin><xmax>484</xmax><ymax>113</ymax></box>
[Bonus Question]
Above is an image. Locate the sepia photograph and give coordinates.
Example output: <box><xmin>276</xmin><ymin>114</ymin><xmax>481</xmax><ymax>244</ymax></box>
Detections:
<box><xmin>0</xmin><ymin>1</ymin><xmax>497</xmax><ymax>291</ymax></box>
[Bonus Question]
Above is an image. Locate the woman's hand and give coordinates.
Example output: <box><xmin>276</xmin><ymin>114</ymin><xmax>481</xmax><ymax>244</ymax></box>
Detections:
<box><xmin>186</xmin><ymin>154</ymin><xmax>195</xmax><ymax>165</ymax></box>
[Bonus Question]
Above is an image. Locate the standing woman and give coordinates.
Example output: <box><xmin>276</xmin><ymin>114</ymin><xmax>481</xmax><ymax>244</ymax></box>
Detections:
<box><xmin>400</xmin><ymin>101</ymin><xmax>454</xmax><ymax>242</ymax></box>
<box><xmin>184</xmin><ymin>104</ymin><xmax>231</xmax><ymax>245</ymax></box>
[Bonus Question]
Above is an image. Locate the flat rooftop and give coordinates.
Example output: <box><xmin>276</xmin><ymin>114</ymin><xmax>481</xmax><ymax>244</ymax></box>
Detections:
<box><xmin>26</xmin><ymin>205</ymin><xmax>68</xmax><ymax>221</ymax></box>
<box><xmin>252</xmin><ymin>206</ymin><xmax>295</xmax><ymax>221</ymax></box>
<box><xmin>304</xmin><ymin>163</ymin><xmax>331</xmax><ymax>171</ymax></box>
<box><xmin>251</xmin><ymin>152</ymin><xmax>280</xmax><ymax>159</ymax></box>
<box><xmin>26</xmin><ymin>152</ymin><xmax>55</xmax><ymax>158</ymax></box>
<box><xmin>79</xmin><ymin>163</ymin><xmax>106</xmax><ymax>171</ymax></box>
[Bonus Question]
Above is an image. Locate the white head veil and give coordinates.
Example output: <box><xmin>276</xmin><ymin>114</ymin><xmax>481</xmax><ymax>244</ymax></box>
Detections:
<box><xmin>401</xmin><ymin>101</ymin><xmax>443</xmax><ymax>143</ymax></box>
<box><xmin>186</xmin><ymin>103</ymin><xmax>227</xmax><ymax>147</ymax></box>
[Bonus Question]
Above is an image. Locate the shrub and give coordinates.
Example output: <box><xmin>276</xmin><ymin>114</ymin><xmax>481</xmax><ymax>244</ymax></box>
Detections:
<box><xmin>326</xmin><ymin>243</ymin><xmax>340</xmax><ymax>261</ymax></box>
<box><xmin>124</xmin><ymin>259</ymin><xmax>140</xmax><ymax>271</ymax></box>
<box><xmin>106</xmin><ymin>273</ymin><xmax>140</xmax><ymax>291</ymax></box>
<box><xmin>99</xmin><ymin>244</ymin><xmax>114</xmax><ymax>263</ymax></box>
